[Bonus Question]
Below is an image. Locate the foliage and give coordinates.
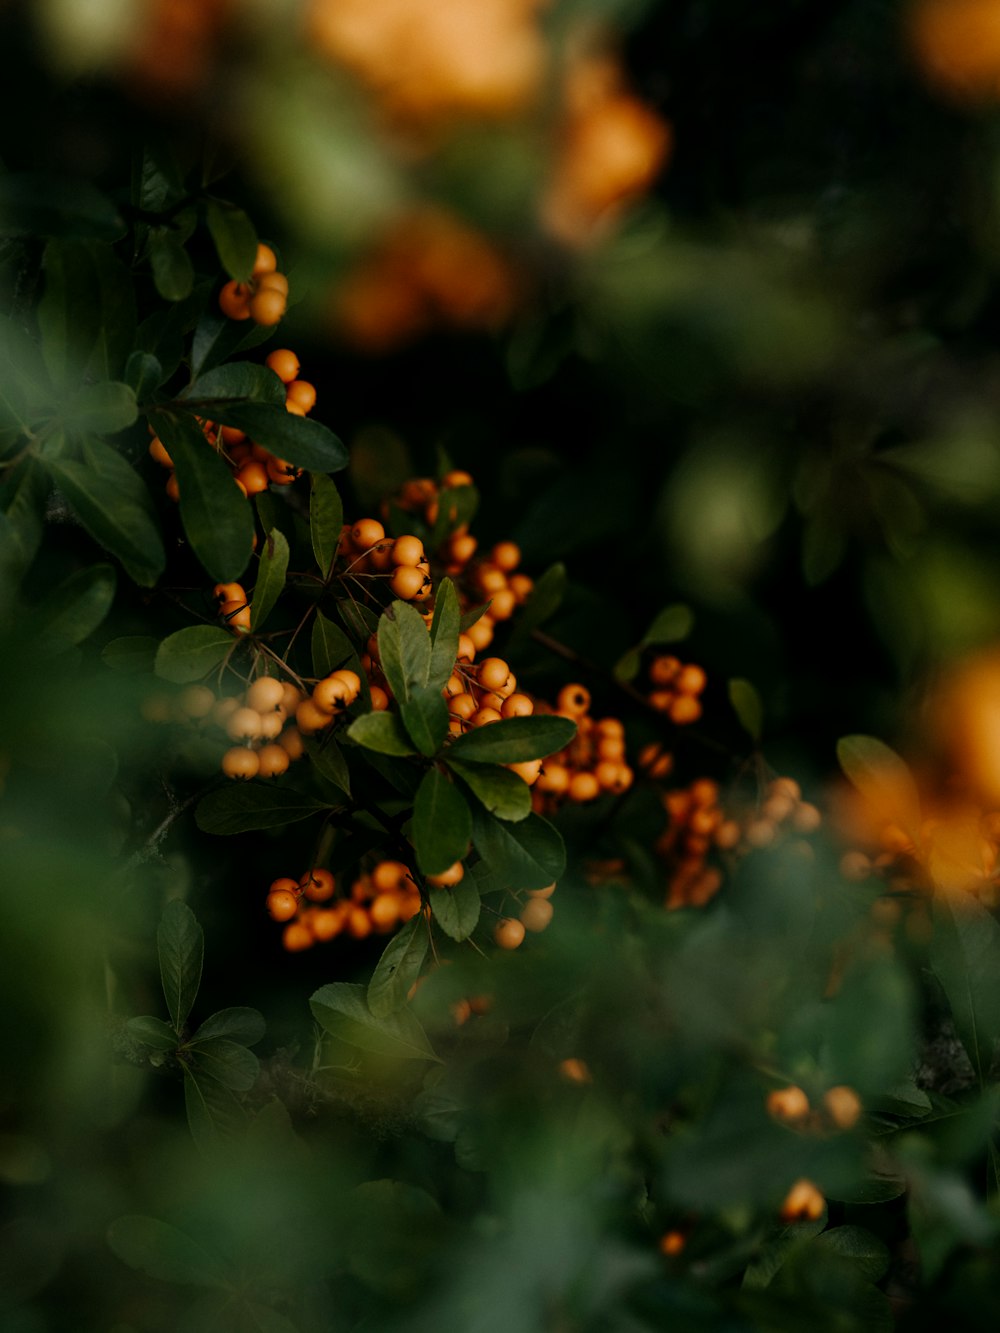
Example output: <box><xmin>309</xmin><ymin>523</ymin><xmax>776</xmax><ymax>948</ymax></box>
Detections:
<box><xmin>4</xmin><ymin>3</ymin><xmax>1000</xmax><ymax>1331</ymax></box>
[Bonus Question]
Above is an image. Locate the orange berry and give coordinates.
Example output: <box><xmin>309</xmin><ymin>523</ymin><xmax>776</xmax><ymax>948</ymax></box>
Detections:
<box><xmin>219</xmin><ymin>599</ymin><xmax>252</xmax><ymax>634</ymax></box>
<box><xmin>368</xmin><ymin>685</ymin><xmax>390</xmax><ymax>711</ymax></box>
<box><xmin>536</xmin><ymin>763</ymin><xmax>570</xmax><ymax>794</ymax></box>
<box><xmin>391</xmin><ymin>565</ymin><xmax>428</xmax><ymax>600</ymax></box>
<box><xmin>218</xmin><ymin>280</ymin><xmax>252</xmax><ymax>320</ymax></box>
<box><xmin>227</xmin><ymin>707</ymin><xmax>263</xmax><ymax>742</ymax></box>
<box><xmin>252</xmin><ymin>243</ymin><xmax>278</xmax><ymax>276</ymax></box>
<box><xmin>675</xmin><ymin>664</ymin><xmax>707</xmax><ymax>696</ymax></box>
<box><xmin>312</xmin><ymin>676</ymin><xmax>350</xmax><ymax>713</ymax></box>
<box><xmin>347</xmin><ymin>905</ymin><xmax>372</xmax><ymax>939</ymax></box>
<box><xmin>491</xmin><ymin>540</ymin><xmax>521</xmax><ymax>571</ymax></box>
<box><xmin>352</xmin><ymin>518</ymin><xmax>385</xmax><ymax>549</ymax></box>
<box><xmin>766</xmin><ymin>1086</ymin><xmax>810</xmax><ymax>1123</ymax></box>
<box><xmin>369</xmin><ymin>892</ymin><xmax>401</xmax><ymax>931</ymax></box>
<box><xmin>456</xmin><ymin>634</ymin><xmax>476</xmax><ymax>663</ymax></box>
<box><xmin>285</xmin><ymin>380</ymin><xmax>317</xmax><ymax>413</ymax></box>
<box><xmin>301</xmin><ymin>868</ymin><xmax>336</xmax><ymax>901</ymax></box>
<box><xmin>266</xmin><ymin>456</ymin><xmax>299</xmax><ymax>485</ymax></box>
<box><xmin>489</xmin><ymin>588</ymin><xmax>517</xmax><ymax>621</ymax></box>
<box><xmin>465</xmin><ymin>616</ymin><xmax>494</xmax><ymax>652</ymax></box>
<box><xmin>442</xmin><ymin>469</ymin><xmax>474</xmax><ymax>489</ymax></box>
<box><xmin>823</xmin><ymin>1086</ymin><xmax>862</xmax><ymax>1131</ymax></box>
<box><xmin>372</xmin><ymin>860</ymin><xmax>409</xmax><ymax>892</ymax></box>
<box><xmin>793</xmin><ymin>802</ymin><xmax>822</xmax><ymax>834</ymax></box>
<box><xmin>235</xmin><ymin>461</ymin><xmax>270</xmax><ymax>495</ymax></box>
<box><xmin>448</xmin><ymin>533</ymin><xmax>477</xmax><ymax>565</ymax></box>
<box><xmin>659</xmin><ymin>1231</ymin><xmax>685</xmax><ymax>1257</ymax></box>
<box><xmin>501</xmin><ymin>693</ymin><xmax>534</xmax><ymax>719</ymax></box>
<box><xmin>249</xmin><ymin>287</ymin><xmax>286</xmax><ymax>326</ymax></box>
<box><xmin>427</xmin><ymin>861</ymin><xmax>465</xmax><ymax>888</ymax></box>
<box><xmin>165</xmin><ymin>472</ymin><xmax>180</xmax><ymax>502</ymax></box>
<box><xmin>392</xmin><ymin>534</ymin><xmax>425</xmax><ymax>567</ymax></box>
<box><xmin>508</xmin><ymin>759</ymin><xmax>543</xmax><ymax>785</ymax></box>
<box><xmin>568</xmin><ymin>771</ymin><xmax>601</xmax><ymax>802</ymax></box>
<box><xmin>257</xmin><ymin>744</ymin><xmax>291</xmax><ymax>778</ymax></box>
<box><xmin>477</xmin><ymin>657</ymin><xmax>511</xmax><ymax>693</ymax></box>
<box><xmin>246</xmin><ymin>677</ymin><xmax>286</xmax><ymax>713</ymax></box>
<box><xmin>529</xmin><ymin>882</ymin><xmax>557</xmax><ymax>899</ymax></box>
<box><xmin>265</xmin><ymin>348</ymin><xmax>300</xmax><ymax>383</ymax></box>
<box><xmin>556</xmin><ymin>683</ymin><xmax>591</xmax><ymax>717</ymax></box>
<box><xmin>148</xmin><ymin>436</ymin><xmax>173</xmax><ymax>467</ymax></box>
<box><xmin>282</xmin><ymin>921</ymin><xmax>314</xmax><ymax>952</ymax></box>
<box><xmin>471</xmin><ymin>706</ymin><xmax>502</xmax><ymax>728</ymax></box>
<box><xmin>494</xmin><ymin>917</ymin><xmax>526</xmax><ymax>950</ymax></box>
<box><xmin>267</xmin><ymin>887</ymin><xmax>299</xmax><ymax>921</ymax></box>
<box><xmin>256</xmin><ymin>270</ymin><xmax>288</xmax><ymax>296</ymax></box>
<box><xmin>296</xmin><ymin>698</ymin><xmax>334</xmax><ymax>734</ymax></box>
<box><xmin>519</xmin><ymin>896</ymin><xmax>553</xmax><ymax>932</ymax></box>
<box><xmin>509</xmin><ymin>574</ymin><xmax>533</xmax><ymax>603</ymax></box>
<box><xmin>779</xmin><ymin>1179</ymin><xmax>825</xmax><ymax>1222</ymax></box>
<box><xmin>178</xmin><ymin>685</ymin><xmax>215</xmax><ymax>720</ymax></box>
<box><xmin>222</xmin><ymin>747</ymin><xmax>259</xmax><ymax>780</ymax></box>
<box><xmin>669</xmin><ymin>695</ymin><xmax>702</xmax><ymax>725</ymax></box>
<box><xmin>278</xmin><ymin>727</ymin><xmax>306</xmax><ymax>761</ymax></box>
<box><xmin>649</xmin><ymin>655</ymin><xmax>681</xmax><ymax>686</ymax></box>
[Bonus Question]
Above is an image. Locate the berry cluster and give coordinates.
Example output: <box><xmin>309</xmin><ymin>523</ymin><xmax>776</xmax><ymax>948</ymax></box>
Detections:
<box><xmin>766</xmin><ymin>1084</ymin><xmax>863</xmax><ymax>1134</ymax></box>
<box><xmin>652</xmin><ymin>776</ymin><xmax>821</xmax><ymax>910</ymax></box>
<box><xmin>492</xmin><ymin>880</ymin><xmax>557</xmax><ymax>950</ymax></box>
<box><xmin>218</xmin><ymin>244</ymin><xmax>290</xmax><ymax>326</ymax></box>
<box><xmin>643</xmin><ymin>654</ymin><xmax>707</xmax><ymax>726</ymax></box>
<box><xmin>531</xmin><ymin>686</ymin><xmax>634</xmax><ymax>809</ymax></box>
<box><xmin>267</xmin><ymin>860</ymin><xmax>423</xmax><ymax>952</ymax></box>
<box><xmin>339</xmin><ymin>517</ymin><xmax>432</xmax><ymax>605</ymax></box>
<box><xmin>148</xmin><ymin>345</ymin><xmax>313</xmax><ymax>501</ymax></box>
<box><xmin>213</xmin><ymin>675</ymin><xmax>309</xmax><ymax>780</ymax></box>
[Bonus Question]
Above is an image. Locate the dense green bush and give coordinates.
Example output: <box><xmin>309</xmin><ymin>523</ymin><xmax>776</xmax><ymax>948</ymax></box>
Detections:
<box><xmin>3</xmin><ymin>2</ymin><xmax>1000</xmax><ymax>1330</ymax></box>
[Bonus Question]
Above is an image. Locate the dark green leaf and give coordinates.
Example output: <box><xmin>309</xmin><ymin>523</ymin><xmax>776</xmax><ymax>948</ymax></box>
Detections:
<box><xmin>506</xmin><ymin>561</ymin><xmax>566</xmax><ymax>652</ymax></box>
<box><xmin>106</xmin><ymin>1215</ymin><xmax>228</xmax><ymax>1287</ymax></box>
<box><xmin>38</xmin><ymin>239</ymin><xmax>104</xmax><ymax>388</ymax></box>
<box><xmin>429</xmin><ymin>484</ymin><xmax>478</xmax><ymax>547</ymax></box>
<box><xmin>205</xmin><ymin>403</ymin><xmax>347</xmax><ymax>473</ymax></box>
<box><xmin>400</xmin><ymin>686</ymin><xmax>449</xmax><ymax>757</ymax></box>
<box><xmin>826</xmin><ymin>957</ymin><xmax>916</xmax><ymax>1094</ymax></box>
<box><xmin>48</xmin><ymin>436</ymin><xmax>164</xmax><ymax>586</ymax></box>
<box><xmin>31</xmin><ymin>563</ymin><xmax>116</xmax><ymax>654</ymax></box>
<box><xmin>126</xmin><ymin>1016</ymin><xmax>178</xmax><ymax>1052</ymax></box>
<box><xmin>190</xmin><ymin>307</ymin><xmax>275</xmax><ymax>379</ymax></box>
<box><xmin>613</xmin><ymin>645</ymin><xmax>642</xmax><ymax>684</ymax></box>
<box><xmin>125</xmin><ymin>351</ymin><xmax>164</xmax><ymax>403</ymax></box>
<box><xmin>338</xmin><ymin>597</ymin><xmax>379</xmax><ymax>641</ymax></box>
<box><xmin>413</xmin><ymin>767</ymin><xmax>472</xmax><ymax>875</ymax></box>
<box><xmin>470</xmin><ymin>809</ymin><xmax>565</xmax><ymax>891</ymax></box>
<box><xmin>729</xmin><ymin>678</ymin><xmax>763</xmax><ymax>743</ymax></box>
<box><xmin>347</xmin><ymin>712</ymin><xmax>418</xmax><ymax>757</ymax></box>
<box><xmin>642</xmin><ymin>603</ymin><xmax>694</xmax><ymax>644</ymax></box>
<box><xmin>192</xmin><ymin>1007</ymin><xmax>266</xmax><ymax>1046</ymax></box>
<box><xmin>367</xmin><ymin>917</ymin><xmax>429</xmax><ymax>1019</ymax></box>
<box><xmin>158</xmin><ymin>899</ymin><xmax>203</xmax><ymax>1034</ymax></box>
<box><xmin>180</xmin><ymin>362</ymin><xmax>285</xmax><ymax>409</ymax></box>
<box><xmin>195</xmin><ymin>785</ymin><xmax>329</xmax><ymax>835</ymax></box>
<box><xmin>189</xmin><ymin>1038</ymin><xmax>259</xmax><ymax>1092</ymax></box>
<box><xmin>428</xmin><ymin>576</ymin><xmax>461</xmax><ymax>689</ymax></box>
<box><xmin>310</xmin><ymin>474</ymin><xmax>343</xmax><ymax>577</ymax></box>
<box><xmin>183</xmin><ymin>1067</ymin><xmax>247</xmax><ymax>1155</ymax></box>
<box><xmin>305</xmin><ymin>735</ymin><xmax>352</xmax><ymax>797</ymax></box>
<box><xmin>814</xmin><ymin>1227</ymin><xmax>890</xmax><ymax>1283</ymax></box>
<box><xmin>446</xmin><ymin>757</ymin><xmax>532</xmax><ymax>821</ymax></box>
<box><xmin>378</xmin><ymin>600</ymin><xmax>431</xmax><ymax>703</ymax></box>
<box><xmin>0</xmin><ymin>457</ymin><xmax>47</xmax><ymax>571</ymax></box>
<box><xmin>311</xmin><ymin>610</ymin><xmax>355</xmax><ymax>676</ymax></box>
<box><xmin>205</xmin><ymin>200</ymin><xmax>258</xmax><ymax>282</ymax></box>
<box><xmin>741</xmin><ymin>1218</ymin><xmax>826</xmax><ymax>1290</ymax></box>
<box><xmin>429</xmin><ymin>876</ymin><xmax>481</xmax><ymax>942</ymax></box>
<box><xmin>0</xmin><ymin>173</ymin><xmax>125</xmax><ymax>239</ymax></box>
<box><xmin>930</xmin><ymin>894</ymin><xmax>1000</xmax><ymax>1083</ymax></box>
<box><xmin>154</xmin><ymin>626</ymin><xmax>233</xmax><ymax>683</ymax></box>
<box><xmin>250</xmin><ymin>528</ymin><xmax>289</xmax><ymax>632</ymax></box>
<box><xmin>150</xmin><ymin>229</ymin><xmax>194</xmax><ymax>302</ymax></box>
<box><xmin>88</xmin><ymin>242</ymin><xmax>136</xmax><ymax>381</ymax></box>
<box><xmin>447</xmin><ymin>715</ymin><xmax>576</xmax><ymax>765</ymax></box>
<box><xmin>310</xmin><ymin>983</ymin><xmax>439</xmax><ymax>1061</ymax></box>
<box><xmin>837</xmin><ymin>735</ymin><xmax>921</xmax><ymax>840</ymax></box>
<box><xmin>102</xmin><ymin>636</ymin><xmax>159</xmax><ymax>673</ymax></box>
<box><xmin>154</xmin><ymin>413</ymin><xmax>254</xmax><ymax>582</ymax></box>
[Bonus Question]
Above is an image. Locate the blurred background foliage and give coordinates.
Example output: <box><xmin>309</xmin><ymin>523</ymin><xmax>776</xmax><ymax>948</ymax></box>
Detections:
<box><xmin>4</xmin><ymin>0</ymin><xmax>1000</xmax><ymax>1329</ymax></box>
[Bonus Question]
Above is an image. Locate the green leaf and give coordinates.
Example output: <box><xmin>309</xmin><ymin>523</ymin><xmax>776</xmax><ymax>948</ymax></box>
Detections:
<box><xmin>150</xmin><ymin>229</ymin><xmax>194</xmax><ymax>302</ymax></box>
<box><xmin>379</xmin><ymin>600</ymin><xmax>432</xmax><ymax>703</ymax></box>
<box><xmin>311</xmin><ymin>611</ymin><xmax>355</xmax><ymax>676</ymax></box>
<box><xmin>205</xmin><ymin>200</ymin><xmax>258</xmax><ymax>282</ymax></box>
<box><xmin>930</xmin><ymin>893</ymin><xmax>1000</xmax><ymax>1083</ymax></box>
<box><xmin>205</xmin><ymin>403</ymin><xmax>348</xmax><ymax>473</ymax></box>
<box><xmin>507</xmin><ymin>561</ymin><xmax>566</xmax><ymax>653</ymax></box>
<box><xmin>310</xmin><ymin>474</ymin><xmax>343</xmax><ymax>577</ymax></box>
<box><xmin>63</xmin><ymin>381</ymin><xmax>138</xmax><ymax>435</ymax></box>
<box><xmin>192</xmin><ymin>1007</ymin><xmax>266</xmax><ymax>1046</ymax></box>
<box><xmin>428</xmin><ymin>577</ymin><xmax>461</xmax><ymax>689</ymax></box>
<box><xmin>429</xmin><ymin>483</ymin><xmax>478</xmax><ymax>547</ymax></box>
<box><xmin>158</xmin><ymin>900</ymin><xmax>204</xmax><ymax>1034</ymax></box>
<box><xmin>154</xmin><ymin>413</ymin><xmax>254</xmax><ymax>583</ymax></box>
<box><xmin>189</xmin><ymin>1038</ymin><xmax>260</xmax><ymax>1092</ymax></box>
<box><xmin>195</xmin><ymin>785</ymin><xmax>329</xmax><ymax>835</ymax></box>
<box><xmin>48</xmin><ymin>437</ymin><xmax>164</xmax><ymax>586</ymax></box>
<box><xmin>103</xmin><ymin>635</ymin><xmax>159</xmax><ymax>673</ymax></box>
<box><xmin>338</xmin><ymin>597</ymin><xmax>379</xmax><ymax>641</ymax></box>
<box><xmin>310</xmin><ymin>983</ymin><xmax>439</xmax><ymax>1061</ymax></box>
<box><xmin>729</xmin><ymin>678</ymin><xmax>763</xmax><ymax>743</ymax></box>
<box><xmin>413</xmin><ymin>768</ymin><xmax>472</xmax><ymax>875</ymax></box>
<box><xmin>31</xmin><ymin>563</ymin><xmax>116</xmax><ymax>654</ymax></box>
<box><xmin>154</xmin><ymin>627</ymin><xmax>234</xmax><ymax>683</ymax></box>
<box><xmin>190</xmin><ymin>308</ymin><xmax>275</xmax><ymax>380</ymax></box>
<box><xmin>180</xmin><ymin>362</ymin><xmax>285</xmax><ymax>409</ymax></box>
<box><xmin>429</xmin><ymin>876</ymin><xmax>481</xmax><ymax>942</ymax></box>
<box><xmin>836</xmin><ymin>735</ymin><xmax>921</xmax><ymax>840</ymax></box>
<box><xmin>741</xmin><ymin>1217</ymin><xmax>827</xmax><ymax>1290</ymax></box>
<box><xmin>125</xmin><ymin>351</ymin><xmax>164</xmax><ymax>403</ymax></box>
<box><xmin>305</xmin><ymin>735</ymin><xmax>352</xmax><ymax>797</ymax></box>
<box><xmin>106</xmin><ymin>1215</ymin><xmax>228</xmax><ymax>1287</ymax></box>
<box><xmin>347</xmin><ymin>712</ymin><xmax>418</xmax><ymax>757</ymax></box>
<box><xmin>400</xmin><ymin>687</ymin><xmax>449</xmax><ymax>757</ymax></box>
<box><xmin>126</xmin><ymin>1016</ymin><xmax>178</xmax><ymax>1051</ymax></box>
<box><xmin>470</xmin><ymin>809</ymin><xmax>565</xmax><ymax>890</ymax></box>
<box><xmin>813</xmin><ymin>1227</ymin><xmax>890</xmax><ymax>1283</ymax></box>
<box><xmin>642</xmin><ymin>602</ymin><xmax>694</xmax><ymax>645</ymax></box>
<box><xmin>183</xmin><ymin>1067</ymin><xmax>247</xmax><ymax>1154</ymax></box>
<box><xmin>446</xmin><ymin>758</ymin><xmax>532</xmax><ymax>821</ymax></box>
<box><xmin>613</xmin><ymin>645</ymin><xmax>643</xmax><ymax>684</ymax></box>
<box><xmin>250</xmin><ymin>528</ymin><xmax>289</xmax><ymax>632</ymax></box>
<box><xmin>0</xmin><ymin>173</ymin><xmax>125</xmax><ymax>240</ymax></box>
<box><xmin>38</xmin><ymin>239</ymin><xmax>104</xmax><ymax>388</ymax></box>
<box><xmin>447</xmin><ymin>715</ymin><xmax>576</xmax><ymax>765</ymax></box>
<box><xmin>367</xmin><ymin>916</ymin><xmax>429</xmax><ymax>1019</ymax></box>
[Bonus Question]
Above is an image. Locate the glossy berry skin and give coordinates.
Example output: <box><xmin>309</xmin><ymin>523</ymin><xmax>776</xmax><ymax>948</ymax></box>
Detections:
<box><xmin>494</xmin><ymin>917</ymin><xmax>526</xmax><ymax>950</ymax></box>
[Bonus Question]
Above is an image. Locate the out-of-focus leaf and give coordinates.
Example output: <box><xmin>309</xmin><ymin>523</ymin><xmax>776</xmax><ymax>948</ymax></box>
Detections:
<box><xmin>106</xmin><ymin>1215</ymin><xmax>228</xmax><ymax>1287</ymax></box>
<box><xmin>192</xmin><ymin>1007</ymin><xmax>265</xmax><ymax>1046</ymax></box>
<box><xmin>930</xmin><ymin>893</ymin><xmax>1000</xmax><ymax>1083</ymax></box>
<box><xmin>729</xmin><ymin>678</ymin><xmax>763</xmax><ymax>742</ymax></box>
<box><xmin>155</xmin><ymin>626</ymin><xmax>234</xmax><ymax>683</ymax></box>
<box><xmin>195</xmin><ymin>785</ymin><xmax>329</xmax><ymax>835</ymax></box>
<box><xmin>836</xmin><ymin>734</ymin><xmax>921</xmax><ymax>840</ymax></box>
<box><xmin>310</xmin><ymin>983</ymin><xmax>439</xmax><ymax>1061</ymax></box>
<box><xmin>189</xmin><ymin>1038</ymin><xmax>259</xmax><ymax>1092</ymax></box>
<box><xmin>157</xmin><ymin>900</ymin><xmax>203</xmax><ymax>1034</ymax></box>
<box><xmin>31</xmin><ymin>563</ymin><xmax>116</xmax><ymax>654</ymax></box>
